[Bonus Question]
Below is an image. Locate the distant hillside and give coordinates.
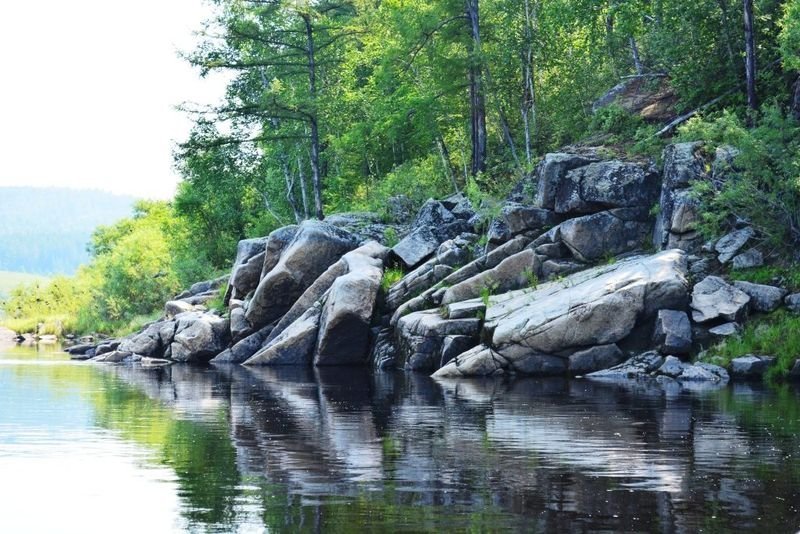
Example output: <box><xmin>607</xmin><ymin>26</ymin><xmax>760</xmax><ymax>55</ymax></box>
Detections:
<box><xmin>0</xmin><ymin>187</ymin><xmax>134</xmax><ymax>275</ymax></box>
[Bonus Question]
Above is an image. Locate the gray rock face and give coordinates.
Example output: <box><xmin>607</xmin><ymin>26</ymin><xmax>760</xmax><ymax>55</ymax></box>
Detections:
<box><xmin>654</xmin><ymin>142</ymin><xmax>709</xmax><ymax>251</ymax></box>
<box><xmin>224</xmin><ymin>236</ymin><xmax>269</xmax><ymax>302</ymax></box>
<box><xmin>391</xmin><ymin>201</ymin><xmax>473</xmax><ymax>269</ymax></box>
<box><xmin>500</xmin><ymin>203</ymin><xmax>558</xmax><ymax>236</ymax></box>
<box><xmin>732</xmin><ymin>281</ymin><xmax>787</xmax><ymax>313</ymax></box>
<box><xmin>441</xmin><ymin>248</ymin><xmax>539</xmax><ymax>305</ymax></box>
<box><xmin>370</xmin><ymin>328</ymin><xmax>397</xmax><ymax>369</ymax></box>
<box><xmin>534</xmin><ymin>153</ymin><xmax>599</xmax><ymax>210</ymax></box>
<box><xmin>558</xmin><ymin>209</ymin><xmax>652</xmax><ymax>263</ymax></box>
<box><xmin>729</xmin><ymin>354</ymin><xmax>776</xmax><ymax>379</ymax></box>
<box><xmin>657</xmin><ymin>355</ymin><xmax>685</xmax><ymax>378</ymax></box>
<box><xmin>229</xmin><ymin>307</ymin><xmax>253</xmax><ymax>342</ymax></box>
<box><xmin>568</xmin><ymin>344</ymin><xmax>624</xmax><ymax>375</ymax></box>
<box><xmin>486</xmin><ymin>250</ymin><xmax>688</xmax><ymax>369</ymax></box>
<box><xmin>314</xmin><ymin>252</ymin><xmax>384</xmax><ymax>366</ymax></box>
<box><xmin>259</xmin><ymin>225</ymin><xmax>300</xmax><ymax>280</ymax></box>
<box><xmin>432</xmin><ymin>345</ymin><xmax>510</xmax><ymax>378</ymax></box>
<box><xmin>211</xmin><ymin>324</ymin><xmax>274</xmax><ymax>364</ymax></box>
<box><xmin>228</xmin><ymin>251</ymin><xmax>266</xmax><ymax>301</ymax></box>
<box><xmin>691</xmin><ymin>276</ymin><xmax>750</xmax><ymax>323</ymax></box>
<box><xmin>715</xmin><ymin>227</ymin><xmax>755</xmax><ymax>264</ymax></box>
<box><xmin>119</xmin><ymin>322</ymin><xmax>170</xmax><ymax>357</ymax></box>
<box><xmin>652</xmin><ymin>309</ymin><xmax>692</xmax><ymax>355</ymax></box>
<box><xmin>554</xmin><ymin>161</ymin><xmax>660</xmax><ymax>215</ymax></box>
<box><xmin>244</xmin><ymin>305</ymin><xmax>321</xmax><ymax>365</ymax></box>
<box><xmin>396</xmin><ymin>310</ymin><xmax>481</xmax><ymax>371</ymax></box>
<box><xmin>786</xmin><ymin>293</ymin><xmax>800</xmax><ymax>313</ymax></box>
<box><xmin>246</xmin><ymin>221</ymin><xmax>359</xmax><ymax>329</ymax></box>
<box><xmin>170</xmin><ymin>313</ymin><xmax>230</xmax><ymax>363</ymax></box>
<box><xmin>386</xmin><ymin>195</ymin><xmax>415</xmax><ymax>223</ymax></box>
<box><xmin>165</xmin><ymin>300</ymin><xmax>195</xmax><ymax>318</ymax></box>
<box><xmin>440</xmin><ymin>335</ymin><xmax>477</xmax><ymax>367</ymax></box>
<box><xmin>731</xmin><ymin>249</ymin><xmax>763</xmax><ymax>270</ymax></box>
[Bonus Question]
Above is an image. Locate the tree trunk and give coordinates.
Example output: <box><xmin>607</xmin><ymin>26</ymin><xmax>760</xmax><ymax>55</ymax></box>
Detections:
<box><xmin>297</xmin><ymin>154</ymin><xmax>310</xmax><ymax>219</ymax></box>
<box><xmin>466</xmin><ymin>0</ymin><xmax>487</xmax><ymax>175</ymax></box>
<box><xmin>522</xmin><ymin>0</ymin><xmax>537</xmax><ymax>165</ymax></box>
<box><xmin>281</xmin><ymin>157</ymin><xmax>303</xmax><ymax>224</ymax></box>
<box><xmin>743</xmin><ymin>0</ymin><xmax>757</xmax><ymax>111</ymax></box>
<box><xmin>436</xmin><ymin>135</ymin><xmax>460</xmax><ymax>193</ymax></box>
<box><xmin>304</xmin><ymin>14</ymin><xmax>325</xmax><ymax>220</ymax></box>
<box><xmin>629</xmin><ymin>37</ymin><xmax>643</xmax><ymax>75</ymax></box>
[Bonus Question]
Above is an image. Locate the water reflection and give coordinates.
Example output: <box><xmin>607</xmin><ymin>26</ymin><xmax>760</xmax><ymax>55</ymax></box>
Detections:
<box><xmin>2</xmin><ymin>344</ymin><xmax>800</xmax><ymax>532</ymax></box>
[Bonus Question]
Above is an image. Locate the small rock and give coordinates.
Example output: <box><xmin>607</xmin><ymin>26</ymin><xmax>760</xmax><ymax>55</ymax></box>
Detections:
<box><xmin>785</xmin><ymin>293</ymin><xmax>800</xmax><ymax>313</ymax></box>
<box><xmin>568</xmin><ymin>344</ymin><xmax>625</xmax><ymax>375</ymax></box>
<box><xmin>695</xmin><ymin>362</ymin><xmax>730</xmax><ymax>382</ymax></box>
<box><xmin>652</xmin><ymin>310</ymin><xmax>692</xmax><ymax>355</ymax></box>
<box><xmin>587</xmin><ymin>351</ymin><xmax>665</xmax><ymax>380</ymax></box>
<box><xmin>657</xmin><ymin>355</ymin><xmax>686</xmax><ymax>378</ymax></box>
<box><xmin>708</xmin><ymin>322</ymin><xmax>740</xmax><ymax>337</ymax></box>
<box><xmin>715</xmin><ymin>227</ymin><xmax>754</xmax><ymax>264</ymax></box>
<box><xmin>731</xmin><ymin>249</ymin><xmax>763</xmax><ymax>270</ymax></box>
<box><xmin>732</xmin><ymin>281</ymin><xmax>787</xmax><ymax>313</ymax></box>
<box><xmin>789</xmin><ymin>360</ymin><xmax>800</xmax><ymax>380</ymax></box>
<box><xmin>729</xmin><ymin>354</ymin><xmax>776</xmax><ymax>380</ymax></box>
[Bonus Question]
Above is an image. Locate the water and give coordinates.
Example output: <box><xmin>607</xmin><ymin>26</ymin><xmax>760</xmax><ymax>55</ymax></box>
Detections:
<box><xmin>2</xmin><ymin>343</ymin><xmax>800</xmax><ymax>533</ymax></box>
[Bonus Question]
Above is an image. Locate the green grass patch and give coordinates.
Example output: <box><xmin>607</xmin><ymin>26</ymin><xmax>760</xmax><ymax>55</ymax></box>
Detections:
<box><xmin>730</xmin><ymin>264</ymin><xmax>800</xmax><ymax>292</ymax></box>
<box><xmin>701</xmin><ymin>310</ymin><xmax>800</xmax><ymax>380</ymax></box>
<box><xmin>381</xmin><ymin>267</ymin><xmax>404</xmax><ymax>292</ymax></box>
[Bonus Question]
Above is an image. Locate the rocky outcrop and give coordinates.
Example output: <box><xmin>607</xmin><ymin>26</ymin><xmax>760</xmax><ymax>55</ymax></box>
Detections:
<box><xmin>652</xmin><ymin>310</ymin><xmax>692</xmax><ymax>355</ymax></box>
<box><xmin>558</xmin><ymin>208</ymin><xmax>651</xmax><ymax>262</ymax></box>
<box><xmin>245</xmin><ymin>221</ymin><xmax>359</xmax><ymax>329</ymax></box>
<box><xmin>170</xmin><ymin>312</ymin><xmax>230</xmax><ymax>363</ymax></box>
<box><xmin>391</xmin><ymin>199</ymin><xmax>473</xmax><ymax>269</ymax></box>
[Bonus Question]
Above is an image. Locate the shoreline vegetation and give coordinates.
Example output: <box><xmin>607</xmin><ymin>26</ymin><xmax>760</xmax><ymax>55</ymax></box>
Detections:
<box><xmin>3</xmin><ymin>1</ymin><xmax>800</xmax><ymax>383</ymax></box>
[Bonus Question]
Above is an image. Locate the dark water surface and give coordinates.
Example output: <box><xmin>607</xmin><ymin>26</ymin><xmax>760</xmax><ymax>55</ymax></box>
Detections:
<box><xmin>2</xmin><ymin>344</ymin><xmax>800</xmax><ymax>533</ymax></box>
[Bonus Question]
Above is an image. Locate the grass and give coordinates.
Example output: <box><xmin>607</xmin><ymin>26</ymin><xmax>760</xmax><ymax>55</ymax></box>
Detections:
<box><xmin>381</xmin><ymin>267</ymin><xmax>404</xmax><ymax>292</ymax></box>
<box><xmin>701</xmin><ymin>310</ymin><xmax>800</xmax><ymax>380</ymax></box>
<box><xmin>729</xmin><ymin>264</ymin><xmax>800</xmax><ymax>292</ymax></box>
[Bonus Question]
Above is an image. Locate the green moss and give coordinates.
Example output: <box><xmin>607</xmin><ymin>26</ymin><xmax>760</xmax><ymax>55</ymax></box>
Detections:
<box><xmin>381</xmin><ymin>267</ymin><xmax>404</xmax><ymax>293</ymax></box>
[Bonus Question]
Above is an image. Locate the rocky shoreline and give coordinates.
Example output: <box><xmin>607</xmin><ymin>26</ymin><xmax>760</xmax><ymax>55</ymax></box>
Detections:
<box><xmin>61</xmin><ymin>142</ymin><xmax>800</xmax><ymax>387</ymax></box>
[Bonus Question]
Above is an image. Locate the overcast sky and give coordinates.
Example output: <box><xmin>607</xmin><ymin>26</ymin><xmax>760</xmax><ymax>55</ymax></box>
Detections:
<box><xmin>0</xmin><ymin>0</ymin><xmax>227</xmax><ymax>199</ymax></box>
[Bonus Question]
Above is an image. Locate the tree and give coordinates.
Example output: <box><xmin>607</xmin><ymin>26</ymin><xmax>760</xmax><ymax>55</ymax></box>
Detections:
<box><xmin>744</xmin><ymin>0</ymin><xmax>757</xmax><ymax>111</ymax></box>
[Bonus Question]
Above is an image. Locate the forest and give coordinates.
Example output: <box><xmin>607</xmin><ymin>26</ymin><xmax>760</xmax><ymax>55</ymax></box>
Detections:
<box><xmin>2</xmin><ymin>0</ymin><xmax>800</xmax><ymax>336</ymax></box>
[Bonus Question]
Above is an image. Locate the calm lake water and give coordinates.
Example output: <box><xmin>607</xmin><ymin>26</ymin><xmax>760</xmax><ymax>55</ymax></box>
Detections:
<box><xmin>2</xmin><ymin>343</ymin><xmax>800</xmax><ymax>533</ymax></box>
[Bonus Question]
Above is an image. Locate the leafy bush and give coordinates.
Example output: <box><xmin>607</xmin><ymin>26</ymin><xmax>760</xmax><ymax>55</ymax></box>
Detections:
<box><xmin>679</xmin><ymin>105</ymin><xmax>800</xmax><ymax>251</ymax></box>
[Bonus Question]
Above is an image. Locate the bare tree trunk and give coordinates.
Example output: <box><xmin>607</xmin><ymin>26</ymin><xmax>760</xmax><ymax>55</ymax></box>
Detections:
<box><xmin>629</xmin><ymin>37</ymin><xmax>643</xmax><ymax>75</ymax></box>
<box><xmin>436</xmin><ymin>135</ymin><xmax>460</xmax><ymax>193</ymax></box>
<box><xmin>304</xmin><ymin>14</ymin><xmax>325</xmax><ymax>219</ymax></box>
<box><xmin>743</xmin><ymin>0</ymin><xmax>757</xmax><ymax>111</ymax></box>
<box><xmin>281</xmin><ymin>156</ymin><xmax>303</xmax><ymax>223</ymax></box>
<box><xmin>297</xmin><ymin>154</ymin><xmax>310</xmax><ymax>219</ymax></box>
<box><xmin>466</xmin><ymin>0</ymin><xmax>487</xmax><ymax>175</ymax></box>
<box><xmin>521</xmin><ymin>0</ymin><xmax>537</xmax><ymax>165</ymax></box>
<box><xmin>498</xmin><ymin>106</ymin><xmax>520</xmax><ymax>167</ymax></box>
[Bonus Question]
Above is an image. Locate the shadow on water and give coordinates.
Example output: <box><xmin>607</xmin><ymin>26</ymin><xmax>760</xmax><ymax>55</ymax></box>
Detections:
<box><xmin>4</xmin><ymin>344</ymin><xmax>800</xmax><ymax>532</ymax></box>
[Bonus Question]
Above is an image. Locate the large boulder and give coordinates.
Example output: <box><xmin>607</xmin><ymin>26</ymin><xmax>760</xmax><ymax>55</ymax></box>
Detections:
<box><xmin>224</xmin><ymin>236</ymin><xmax>269</xmax><ymax>302</ymax></box>
<box><xmin>259</xmin><ymin>225</ymin><xmax>300</xmax><ymax>280</ymax></box>
<box><xmin>499</xmin><ymin>203</ymin><xmax>558</xmax><ymax>236</ymax></box>
<box><xmin>554</xmin><ymin>160</ymin><xmax>660</xmax><ymax>215</ymax></box>
<box><xmin>170</xmin><ymin>313</ymin><xmax>230</xmax><ymax>363</ymax></box>
<box><xmin>245</xmin><ymin>221</ymin><xmax>359</xmax><ymax>329</ymax></box>
<box><xmin>691</xmin><ymin>276</ymin><xmax>750</xmax><ymax>323</ymax></box>
<box><xmin>534</xmin><ymin>153</ymin><xmax>599</xmax><ymax>210</ymax></box>
<box><xmin>211</xmin><ymin>324</ymin><xmax>273</xmax><ymax>364</ymax></box>
<box><xmin>558</xmin><ymin>209</ymin><xmax>652</xmax><ymax>262</ymax></box>
<box><xmin>487</xmin><ymin>250</ymin><xmax>688</xmax><ymax>370</ymax></box>
<box><xmin>567</xmin><ymin>344</ymin><xmax>625</xmax><ymax>375</ymax></box>
<box><xmin>243</xmin><ymin>305</ymin><xmax>322</xmax><ymax>365</ymax></box>
<box><xmin>314</xmin><ymin>250</ymin><xmax>384</xmax><ymax>365</ymax></box>
<box><xmin>732</xmin><ymin>281</ymin><xmax>787</xmax><ymax>313</ymax></box>
<box><xmin>228</xmin><ymin>251</ymin><xmax>266</xmax><ymax>302</ymax></box>
<box><xmin>440</xmin><ymin>248</ymin><xmax>539</xmax><ymax>305</ymax></box>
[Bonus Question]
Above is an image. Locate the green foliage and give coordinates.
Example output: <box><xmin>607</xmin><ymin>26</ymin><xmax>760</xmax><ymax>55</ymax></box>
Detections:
<box><xmin>702</xmin><ymin>310</ymin><xmax>800</xmax><ymax>380</ymax></box>
<box><xmin>480</xmin><ymin>279</ymin><xmax>499</xmax><ymax>307</ymax></box>
<box><xmin>1</xmin><ymin>201</ymin><xmax>217</xmax><ymax>336</ymax></box>
<box><xmin>382</xmin><ymin>227</ymin><xmax>399</xmax><ymax>249</ymax></box>
<box><xmin>730</xmin><ymin>264</ymin><xmax>800</xmax><ymax>292</ymax></box>
<box><xmin>523</xmin><ymin>268</ymin><xmax>539</xmax><ymax>290</ymax></box>
<box><xmin>779</xmin><ymin>0</ymin><xmax>800</xmax><ymax>72</ymax></box>
<box><xmin>381</xmin><ymin>267</ymin><xmax>405</xmax><ymax>293</ymax></box>
<box><xmin>679</xmin><ymin>105</ymin><xmax>800</xmax><ymax>250</ymax></box>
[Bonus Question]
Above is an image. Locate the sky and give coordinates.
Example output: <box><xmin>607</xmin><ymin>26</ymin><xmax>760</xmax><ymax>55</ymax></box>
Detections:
<box><xmin>0</xmin><ymin>0</ymin><xmax>228</xmax><ymax>199</ymax></box>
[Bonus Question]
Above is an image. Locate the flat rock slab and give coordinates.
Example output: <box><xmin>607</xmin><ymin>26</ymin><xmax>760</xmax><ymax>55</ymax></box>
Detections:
<box><xmin>487</xmin><ymin>250</ymin><xmax>689</xmax><ymax>366</ymax></box>
<box><xmin>729</xmin><ymin>354</ymin><xmax>776</xmax><ymax>379</ymax></box>
<box><xmin>732</xmin><ymin>281</ymin><xmax>787</xmax><ymax>313</ymax></box>
<box><xmin>691</xmin><ymin>276</ymin><xmax>750</xmax><ymax>323</ymax></box>
<box><xmin>716</xmin><ymin>227</ymin><xmax>754</xmax><ymax>264</ymax></box>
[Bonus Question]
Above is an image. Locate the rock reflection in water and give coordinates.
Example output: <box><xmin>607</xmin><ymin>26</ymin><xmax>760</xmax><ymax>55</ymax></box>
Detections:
<box><xmin>97</xmin><ymin>362</ymin><xmax>800</xmax><ymax>532</ymax></box>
